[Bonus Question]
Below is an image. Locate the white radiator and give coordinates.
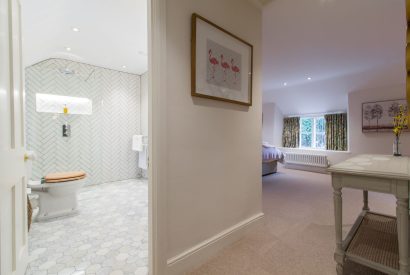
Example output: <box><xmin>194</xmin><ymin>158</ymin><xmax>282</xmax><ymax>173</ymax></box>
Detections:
<box><xmin>285</xmin><ymin>153</ymin><xmax>329</xmax><ymax>168</ymax></box>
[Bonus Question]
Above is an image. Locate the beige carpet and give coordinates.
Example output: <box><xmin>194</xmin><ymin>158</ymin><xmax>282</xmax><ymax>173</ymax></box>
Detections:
<box><xmin>189</xmin><ymin>166</ymin><xmax>395</xmax><ymax>275</ymax></box>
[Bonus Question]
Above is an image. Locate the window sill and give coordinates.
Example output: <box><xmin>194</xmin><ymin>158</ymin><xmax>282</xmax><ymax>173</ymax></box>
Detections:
<box><xmin>278</xmin><ymin>147</ymin><xmax>351</xmax><ymax>153</ymax></box>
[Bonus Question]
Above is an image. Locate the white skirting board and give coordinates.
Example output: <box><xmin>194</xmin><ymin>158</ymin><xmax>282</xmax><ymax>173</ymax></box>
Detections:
<box><xmin>166</xmin><ymin>212</ymin><xmax>265</xmax><ymax>275</ymax></box>
<box><xmin>284</xmin><ymin>163</ymin><xmax>329</xmax><ymax>174</ymax></box>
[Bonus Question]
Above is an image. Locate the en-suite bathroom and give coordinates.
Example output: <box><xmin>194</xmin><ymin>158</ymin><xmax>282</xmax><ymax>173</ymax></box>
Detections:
<box><xmin>25</xmin><ymin>61</ymin><xmax>149</xmax><ymax>274</ymax></box>
<box><xmin>22</xmin><ymin>1</ymin><xmax>149</xmax><ymax>274</ymax></box>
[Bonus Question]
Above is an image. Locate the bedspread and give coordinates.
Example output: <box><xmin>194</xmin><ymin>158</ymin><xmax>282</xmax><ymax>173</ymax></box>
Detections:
<box><xmin>262</xmin><ymin>145</ymin><xmax>284</xmax><ymax>163</ymax></box>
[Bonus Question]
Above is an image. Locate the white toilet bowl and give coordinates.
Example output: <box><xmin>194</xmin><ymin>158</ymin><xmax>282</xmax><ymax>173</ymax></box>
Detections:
<box><xmin>28</xmin><ymin>179</ymin><xmax>85</xmax><ymax>221</ymax></box>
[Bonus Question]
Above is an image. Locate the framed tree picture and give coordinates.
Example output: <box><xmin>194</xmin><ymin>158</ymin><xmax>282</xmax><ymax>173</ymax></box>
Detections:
<box><xmin>191</xmin><ymin>13</ymin><xmax>253</xmax><ymax>106</ymax></box>
<box><xmin>362</xmin><ymin>99</ymin><xmax>408</xmax><ymax>132</ymax></box>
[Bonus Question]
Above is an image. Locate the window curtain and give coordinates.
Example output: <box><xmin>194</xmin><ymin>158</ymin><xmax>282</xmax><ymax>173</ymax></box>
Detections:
<box><xmin>325</xmin><ymin>113</ymin><xmax>348</xmax><ymax>151</ymax></box>
<box><xmin>282</xmin><ymin>117</ymin><xmax>300</xmax><ymax>148</ymax></box>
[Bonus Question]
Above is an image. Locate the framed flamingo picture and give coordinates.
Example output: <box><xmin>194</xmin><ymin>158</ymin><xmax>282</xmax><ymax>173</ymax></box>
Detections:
<box><xmin>191</xmin><ymin>13</ymin><xmax>253</xmax><ymax>106</ymax></box>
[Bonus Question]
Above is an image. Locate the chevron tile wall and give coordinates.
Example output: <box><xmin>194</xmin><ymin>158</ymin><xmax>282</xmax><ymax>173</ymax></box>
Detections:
<box><xmin>25</xmin><ymin>58</ymin><xmax>143</xmax><ymax>185</ymax></box>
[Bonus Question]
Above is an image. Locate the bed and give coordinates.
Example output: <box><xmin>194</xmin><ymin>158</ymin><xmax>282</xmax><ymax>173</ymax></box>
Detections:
<box><xmin>262</xmin><ymin>143</ymin><xmax>284</xmax><ymax>176</ymax></box>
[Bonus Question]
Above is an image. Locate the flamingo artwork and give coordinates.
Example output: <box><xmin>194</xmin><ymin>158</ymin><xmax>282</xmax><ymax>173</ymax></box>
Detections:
<box><xmin>208</xmin><ymin>49</ymin><xmax>219</xmax><ymax>79</ymax></box>
<box><xmin>220</xmin><ymin>54</ymin><xmax>230</xmax><ymax>82</ymax></box>
<box><xmin>231</xmin><ymin>58</ymin><xmax>240</xmax><ymax>83</ymax></box>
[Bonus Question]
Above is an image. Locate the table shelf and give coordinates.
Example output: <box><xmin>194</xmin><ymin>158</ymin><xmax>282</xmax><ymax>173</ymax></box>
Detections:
<box><xmin>345</xmin><ymin>212</ymin><xmax>399</xmax><ymax>274</ymax></box>
<box><xmin>329</xmin><ymin>155</ymin><xmax>410</xmax><ymax>274</ymax></box>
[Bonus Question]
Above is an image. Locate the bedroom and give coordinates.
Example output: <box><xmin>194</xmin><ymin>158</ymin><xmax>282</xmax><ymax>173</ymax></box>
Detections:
<box><xmin>261</xmin><ymin>0</ymin><xmax>408</xmax><ymax>171</ymax></box>
<box><xmin>191</xmin><ymin>0</ymin><xmax>409</xmax><ymax>274</ymax></box>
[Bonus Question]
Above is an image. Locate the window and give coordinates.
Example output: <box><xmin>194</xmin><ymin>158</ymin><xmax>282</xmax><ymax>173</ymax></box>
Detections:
<box><xmin>300</xmin><ymin>116</ymin><xmax>326</xmax><ymax>149</ymax></box>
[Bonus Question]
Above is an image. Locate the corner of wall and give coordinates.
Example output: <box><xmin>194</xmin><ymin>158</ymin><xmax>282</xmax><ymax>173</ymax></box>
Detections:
<box><xmin>141</xmin><ymin>72</ymin><xmax>149</xmax><ymax>136</ymax></box>
<box><xmin>262</xmin><ymin>102</ymin><xmax>283</xmax><ymax>146</ymax></box>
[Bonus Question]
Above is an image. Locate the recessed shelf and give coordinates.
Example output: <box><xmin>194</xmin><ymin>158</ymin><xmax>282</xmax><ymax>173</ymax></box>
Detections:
<box><xmin>36</xmin><ymin>93</ymin><xmax>92</xmax><ymax>115</ymax></box>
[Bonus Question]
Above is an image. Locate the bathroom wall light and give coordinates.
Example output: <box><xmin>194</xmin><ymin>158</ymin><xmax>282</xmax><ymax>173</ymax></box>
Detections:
<box><xmin>36</xmin><ymin>93</ymin><xmax>92</xmax><ymax>115</ymax></box>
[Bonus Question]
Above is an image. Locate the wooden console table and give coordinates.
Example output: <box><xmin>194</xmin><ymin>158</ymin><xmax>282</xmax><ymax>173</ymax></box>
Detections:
<box><xmin>328</xmin><ymin>154</ymin><xmax>410</xmax><ymax>275</ymax></box>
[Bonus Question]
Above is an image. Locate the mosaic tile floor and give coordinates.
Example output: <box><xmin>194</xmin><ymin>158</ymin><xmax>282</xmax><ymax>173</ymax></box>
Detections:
<box><xmin>25</xmin><ymin>179</ymin><xmax>148</xmax><ymax>275</ymax></box>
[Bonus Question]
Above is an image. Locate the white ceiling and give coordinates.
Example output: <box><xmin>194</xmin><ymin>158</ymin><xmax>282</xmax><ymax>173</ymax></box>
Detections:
<box><xmin>21</xmin><ymin>0</ymin><xmax>148</xmax><ymax>75</ymax></box>
<box><xmin>262</xmin><ymin>0</ymin><xmax>406</xmax><ymax>115</ymax></box>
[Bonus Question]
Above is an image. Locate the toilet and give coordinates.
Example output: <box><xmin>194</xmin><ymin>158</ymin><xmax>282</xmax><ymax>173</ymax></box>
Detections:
<box><xmin>25</xmin><ymin>151</ymin><xmax>86</xmax><ymax>221</ymax></box>
<box><xmin>28</xmin><ymin>179</ymin><xmax>85</xmax><ymax>221</ymax></box>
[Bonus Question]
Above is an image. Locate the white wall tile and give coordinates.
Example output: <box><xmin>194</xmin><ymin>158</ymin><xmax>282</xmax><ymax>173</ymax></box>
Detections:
<box><xmin>25</xmin><ymin>58</ymin><xmax>141</xmax><ymax>185</ymax></box>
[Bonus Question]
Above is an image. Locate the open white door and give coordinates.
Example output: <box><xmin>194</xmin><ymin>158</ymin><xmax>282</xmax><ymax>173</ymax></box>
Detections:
<box><xmin>0</xmin><ymin>0</ymin><xmax>29</xmax><ymax>274</ymax></box>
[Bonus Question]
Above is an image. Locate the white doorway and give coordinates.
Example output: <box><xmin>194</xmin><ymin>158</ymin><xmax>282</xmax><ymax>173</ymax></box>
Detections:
<box><xmin>21</xmin><ymin>0</ymin><xmax>149</xmax><ymax>274</ymax></box>
<box><xmin>0</xmin><ymin>0</ymin><xmax>163</xmax><ymax>275</ymax></box>
<box><xmin>0</xmin><ymin>0</ymin><xmax>28</xmax><ymax>273</ymax></box>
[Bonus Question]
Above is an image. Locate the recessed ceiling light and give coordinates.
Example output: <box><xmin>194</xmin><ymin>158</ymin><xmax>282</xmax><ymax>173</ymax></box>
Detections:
<box><xmin>307</xmin><ymin>77</ymin><xmax>312</xmax><ymax>80</ymax></box>
<box><xmin>72</xmin><ymin>27</ymin><xmax>80</xmax><ymax>32</ymax></box>
<box><xmin>65</xmin><ymin>47</ymin><xmax>71</xmax><ymax>51</ymax></box>
<box><xmin>122</xmin><ymin>65</ymin><xmax>127</xmax><ymax>69</ymax></box>
<box><xmin>283</xmin><ymin>82</ymin><xmax>287</xmax><ymax>86</ymax></box>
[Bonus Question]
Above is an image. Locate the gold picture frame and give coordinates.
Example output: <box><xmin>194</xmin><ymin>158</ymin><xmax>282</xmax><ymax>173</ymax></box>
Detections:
<box><xmin>191</xmin><ymin>13</ymin><xmax>253</xmax><ymax>106</ymax></box>
<box><xmin>406</xmin><ymin>0</ymin><xmax>410</xmax><ymax>117</ymax></box>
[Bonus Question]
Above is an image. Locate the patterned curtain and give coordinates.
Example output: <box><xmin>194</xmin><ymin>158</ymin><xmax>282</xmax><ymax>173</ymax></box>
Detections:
<box><xmin>325</xmin><ymin>113</ymin><xmax>348</xmax><ymax>151</ymax></box>
<box><xmin>282</xmin><ymin>117</ymin><xmax>300</xmax><ymax>148</ymax></box>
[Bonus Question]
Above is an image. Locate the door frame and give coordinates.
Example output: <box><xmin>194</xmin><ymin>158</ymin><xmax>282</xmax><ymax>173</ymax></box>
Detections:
<box><xmin>0</xmin><ymin>0</ymin><xmax>168</xmax><ymax>273</ymax></box>
<box><xmin>0</xmin><ymin>0</ymin><xmax>29</xmax><ymax>273</ymax></box>
<box><xmin>148</xmin><ymin>0</ymin><xmax>167</xmax><ymax>274</ymax></box>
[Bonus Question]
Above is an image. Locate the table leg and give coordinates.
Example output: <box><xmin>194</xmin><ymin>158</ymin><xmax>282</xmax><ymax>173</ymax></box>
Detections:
<box><xmin>397</xmin><ymin>197</ymin><xmax>409</xmax><ymax>275</ymax></box>
<box><xmin>362</xmin><ymin>190</ymin><xmax>369</xmax><ymax>211</ymax></box>
<box><xmin>333</xmin><ymin>186</ymin><xmax>344</xmax><ymax>275</ymax></box>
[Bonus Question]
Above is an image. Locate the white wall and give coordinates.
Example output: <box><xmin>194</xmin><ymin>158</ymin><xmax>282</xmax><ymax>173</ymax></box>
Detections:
<box><xmin>25</xmin><ymin>58</ymin><xmax>142</xmax><ymax>185</ymax></box>
<box><xmin>164</xmin><ymin>0</ymin><xmax>262</xmax><ymax>273</ymax></box>
<box><xmin>348</xmin><ymin>84</ymin><xmax>410</xmax><ymax>156</ymax></box>
<box><xmin>262</xmin><ymin>102</ymin><xmax>350</xmax><ymax>164</ymax></box>
<box><xmin>269</xmin><ymin>84</ymin><xmax>409</xmax><ymax>166</ymax></box>
<box><xmin>262</xmin><ymin>102</ymin><xmax>351</xmax><ymax>164</ymax></box>
<box><xmin>141</xmin><ymin>72</ymin><xmax>148</xmax><ymax>136</ymax></box>
<box><xmin>262</xmin><ymin>103</ymin><xmax>283</xmax><ymax>146</ymax></box>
